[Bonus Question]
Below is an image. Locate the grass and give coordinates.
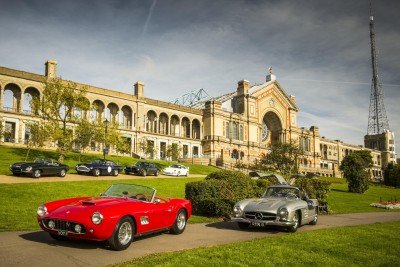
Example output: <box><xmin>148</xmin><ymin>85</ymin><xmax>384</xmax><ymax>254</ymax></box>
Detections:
<box><xmin>110</xmin><ymin>221</ymin><xmax>400</xmax><ymax>267</ymax></box>
<box><xmin>0</xmin><ymin>145</ymin><xmax>218</xmax><ymax>175</ymax></box>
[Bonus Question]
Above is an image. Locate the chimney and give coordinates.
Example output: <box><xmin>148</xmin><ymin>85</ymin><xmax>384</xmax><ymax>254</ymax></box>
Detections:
<box><xmin>45</xmin><ymin>60</ymin><xmax>57</xmax><ymax>78</ymax></box>
<box><xmin>134</xmin><ymin>81</ymin><xmax>145</xmax><ymax>98</ymax></box>
<box><xmin>237</xmin><ymin>80</ymin><xmax>249</xmax><ymax>95</ymax></box>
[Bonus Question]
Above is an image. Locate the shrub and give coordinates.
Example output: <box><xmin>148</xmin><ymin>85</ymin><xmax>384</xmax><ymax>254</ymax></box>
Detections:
<box><xmin>293</xmin><ymin>178</ymin><xmax>331</xmax><ymax>204</ymax></box>
<box><xmin>384</xmin><ymin>163</ymin><xmax>400</xmax><ymax>188</ymax></box>
<box><xmin>186</xmin><ymin>170</ymin><xmax>269</xmax><ymax>217</ymax></box>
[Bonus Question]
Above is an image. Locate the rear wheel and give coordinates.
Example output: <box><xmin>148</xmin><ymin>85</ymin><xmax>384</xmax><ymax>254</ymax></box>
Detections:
<box><xmin>142</xmin><ymin>170</ymin><xmax>147</xmax><ymax>177</ymax></box>
<box><xmin>32</xmin><ymin>169</ymin><xmax>41</xmax><ymax>178</ymax></box>
<box><xmin>59</xmin><ymin>169</ymin><xmax>66</xmax><ymax>177</ymax></box>
<box><xmin>155</xmin><ymin>170</ymin><xmax>159</xmax><ymax>176</ymax></box>
<box><xmin>170</xmin><ymin>209</ymin><xmax>187</xmax><ymax>234</ymax></box>
<box><xmin>113</xmin><ymin>169</ymin><xmax>119</xmax><ymax>176</ymax></box>
<box><xmin>108</xmin><ymin>216</ymin><xmax>134</xmax><ymax>251</ymax></box>
<box><xmin>176</xmin><ymin>171</ymin><xmax>180</xmax><ymax>177</ymax></box>
<box><xmin>237</xmin><ymin>222</ymin><xmax>250</xmax><ymax>229</ymax></box>
<box><xmin>288</xmin><ymin>211</ymin><xmax>300</xmax><ymax>233</ymax></box>
<box><xmin>309</xmin><ymin>209</ymin><xmax>318</xmax><ymax>225</ymax></box>
<box><xmin>93</xmin><ymin>169</ymin><xmax>101</xmax><ymax>177</ymax></box>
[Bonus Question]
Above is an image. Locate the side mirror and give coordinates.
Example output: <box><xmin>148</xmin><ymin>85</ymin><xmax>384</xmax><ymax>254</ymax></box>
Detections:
<box><xmin>154</xmin><ymin>199</ymin><xmax>161</xmax><ymax>204</ymax></box>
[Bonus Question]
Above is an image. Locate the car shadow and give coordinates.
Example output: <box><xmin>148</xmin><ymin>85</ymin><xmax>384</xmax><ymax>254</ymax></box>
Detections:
<box><xmin>205</xmin><ymin>221</ymin><xmax>282</xmax><ymax>234</ymax></box>
<box><xmin>19</xmin><ymin>230</ymin><xmax>167</xmax><ymax>250</ymax></box>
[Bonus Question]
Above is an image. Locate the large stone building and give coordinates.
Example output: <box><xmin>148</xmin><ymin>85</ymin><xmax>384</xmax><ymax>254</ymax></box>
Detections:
<box><xmin>0</xmin><ymin>60</ymin><xmax>390</xmax><ymax>178</ymax></box>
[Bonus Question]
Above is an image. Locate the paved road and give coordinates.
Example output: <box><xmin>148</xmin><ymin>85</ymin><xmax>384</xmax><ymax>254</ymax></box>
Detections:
<box><xmin>1</xmin><ymin>212</ymin><xmax>400</xmax><ymax>267</ymax></box>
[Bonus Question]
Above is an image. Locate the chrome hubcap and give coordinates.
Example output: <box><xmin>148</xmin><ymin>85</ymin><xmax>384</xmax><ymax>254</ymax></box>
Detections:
<box><xmin>176</xmin><ymin>212</ymin><xmax>186</xmax><ymax>230</ymax></box>
<box><xmin>118</xmin><ymin>222</ymin><xmax>132</xmax><ymax>245</ymax></box>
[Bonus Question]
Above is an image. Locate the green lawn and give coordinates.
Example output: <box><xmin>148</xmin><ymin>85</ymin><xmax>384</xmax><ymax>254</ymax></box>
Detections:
<box><xmin>110</xmin><ymin>221</ymin><xmax>400</xmax><ymax>267</ymax></box>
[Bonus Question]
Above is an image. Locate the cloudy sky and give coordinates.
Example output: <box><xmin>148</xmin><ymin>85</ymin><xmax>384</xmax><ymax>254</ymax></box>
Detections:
<box><xmin>1</xmin><ymin>0</ymin><xmax>399</xmax><ymax>154</ymax></box>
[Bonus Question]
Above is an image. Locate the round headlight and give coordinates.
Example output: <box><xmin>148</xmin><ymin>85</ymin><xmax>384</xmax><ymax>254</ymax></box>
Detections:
<box><xmin>75</xmin><ymin>224</ymin><xmax>82</xmax><ymax>233</ymax></box>
<box><xmin>91</xmin><ymin>212</ymin><xmax>103</xmax><ymax>225</ymax></box>
<box><xmin>37</xmin><ymin>205</ymin><xmax>47</xmax><ymax>216</ymax></box>
<box><xmin>48</xmin><ymin>220</ymin><xmax>55</xmax><ymax>229</ymax></box>
<box><xmin>278</xmin><ymin>208</ymin><xmax>289</xmax><ymax>220</ymax></box>
<box><xmin>233</xmin><ymin>205</ymin><xmax>242</xmax><ymax>216</ymax></box>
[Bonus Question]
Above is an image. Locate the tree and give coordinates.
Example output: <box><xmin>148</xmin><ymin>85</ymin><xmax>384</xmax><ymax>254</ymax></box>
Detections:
<box><xmin>24</xmin><ymin>121</ymin><xmax>50</xmax><ymax>161</ymax></box>
<box><xmin>138</xmin><ymin>138</ymin><xmax>155</xmax><ymax>159</ymax></box>
<box><xmin>32</xmin><ymin>77</ymin><xmax>90</xmax><ymax>162</ymax></box>
<box><xmin>166</xmin><ymin>143</ymin><xmax>182</xmax><ymax>161</ymax></box>
<box><xmin>261</xmin><ymin>140</ymin><xmax>302</xmax><ymax>178</ymax></box>
<box><xmin>74</xmin><ymin>120</ymin><xmax>96</xmax><ymax>154</ymax></box>
<box><xmin>340</xmin><ymin>150</ymin><xmax>373</xmax><ymax>193</ymax></box>
<box><xmin>383</xmin><ymin>163</ymin><xmax>400</xmax><ymax>188</ymax></box>
<box><xmin>0</xmin><ymin>117</ymin><xmax>4</xmax><ymax>142</ymax></box>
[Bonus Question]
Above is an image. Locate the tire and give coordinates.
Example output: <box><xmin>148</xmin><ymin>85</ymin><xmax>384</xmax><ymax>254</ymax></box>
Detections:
<box><xmin>59</xmin><ymin>169</ymin><xmax>66</xmax><ymax>177</ymax></box>
<box><xmin>309</xmin><ymin>209</ymin><xmax>318</xmax><ymax>225</ymax></box>
<box><xmin>108</xmin><ymin>216</ymin><xmax>135</xmax><ymax>251</ymax></box>
<box><xmin>237</xmin><ymin>222</ymin><xmax>250</xmax><ymax>229</ymax></box>
<box><xmin>288</xmin><ymin>211</ymin><xmax>300</xmax><ymax>233</ymax></box>
<box><xmin>170</xmin><ymin>209</ymin><xmax>187</xmax><ymax>235</ymax></box>
<box><xmin>155</xmin><ymin>170</ymin><xmax>159</xmax><ymax>176</ymax></box>
<box><xmin>142</xmin><ymin>170</ymin><xmax>147</xmax><ymax>177</ymax></box>
<box><xmin>113</xmin><ymin>169</ymin><xmax>119</xmax><ymax>176</ymax></box>
<box><xmin>93</xmin><ymin>169</ymin><xmax>101</xmax><ymax>177</ymax></box>
<box><xmin>50</xmin><ymin>233</ymin><xmax>69</xmax><ymax>241</ymax></box>
<box><xmin>176</xmin><ymin>171</ymin><xmax>180</xmax><ymax>177</ymax></box>
<box><xmin>32</xmin><ymin>169</ymin><xmax>41</xmax><ymax>178</ymax></box>
<box><xmin>186</xmin><ymin>171</ymin><xmax>189</xmax><ymax>177</ymax></box>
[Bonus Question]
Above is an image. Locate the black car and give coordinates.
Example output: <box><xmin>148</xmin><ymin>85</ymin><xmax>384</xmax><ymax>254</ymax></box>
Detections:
<box><xmin>75</xmin><ymin>159</ymin><xmax>123</xmax><ymax>176</ymax></box>
<box><xmin>9</xmin><ymin>158</ymin><xmax>70</xmax><ymax>178</ymax></box>
<box><xmin>125</xmin><ymin>161</ymin><xmax>161</xmax><ymax>176</ymax></box>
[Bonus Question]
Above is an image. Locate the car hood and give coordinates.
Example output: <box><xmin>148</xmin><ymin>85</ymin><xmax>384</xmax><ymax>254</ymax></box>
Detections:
<box><xmin>242</xmin><ymin>198</ymin><xmax>290</xmax><ymax>212</ymax></box>
<box><xmin>48</xmin><ymin>197</ymin><xmax>134</xmax><ymax>219</ymax></box>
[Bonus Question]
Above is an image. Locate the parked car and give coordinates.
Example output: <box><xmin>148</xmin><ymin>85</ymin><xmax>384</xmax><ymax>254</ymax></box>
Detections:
<box><xmin>124</xmin><ymin>161</ymin><xmax>161</xmax><ymax>176</ymax></box>
<box><xmin>75</xmin><ymin>159</ymin><xmax>122</xmax><ymax>176</ymax></box>
<box><xmin>163</xmin><ymin>164</ymin><xmax>189</xmax><ymax>176</ymax></box>
<box><xmin>9</xmin><ymin>158</ymin><xmax>69</xmax><ymax>178</ymax></box>
<box><xmin>37</xmin><ymin>183</ymin><xmax>192</xmax><ymax>250</ymax></box>
<box><xmin>231</xmin><ymin>185</ymin><xmax>318</xmax><ymax>232</ymax></box>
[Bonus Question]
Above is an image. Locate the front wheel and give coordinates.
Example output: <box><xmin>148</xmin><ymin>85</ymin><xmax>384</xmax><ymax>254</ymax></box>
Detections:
<box><xmin>288</xmin><ymin>211</ymin><xmax>300</xmax><ymax>233</ymax></box>
<box><xmin>93</xmin><ymin>169</ymin><xmax>101</xmax><ymax>177</ymax></box>
<box><xmin>59</xmin><ymin>169</ymin><xmax>66</xmax><ymax>177</ymax></box>
<box><xmin>170</xmin><ymin>209</ymin><xmax>187</xmax><ymax>235</ymax></box>
<box><xmin>155</xmin><ymin>170</ymin><xmax>159</xmax><ymax>176</ymax></box>
<box><xmin>141</xmin><ymin>170</ymin><xmax>147</xmax><ymax>177</ymax></box>
<box><xmin>32</xmin><ymin>169</ymin><xmax>41</xmax><ymax>178</ymax></box>
<box><xmin>108</xmin><ymin>216</ymin><xmax>134</xmax><ymax>251</ymax></box>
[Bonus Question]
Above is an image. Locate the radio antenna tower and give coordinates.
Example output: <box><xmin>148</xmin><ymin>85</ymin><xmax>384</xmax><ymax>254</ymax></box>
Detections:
<box><xmin>367</xmin><ymin>0</ymin><xmax>390</xmax><ymax>135</ymax></box>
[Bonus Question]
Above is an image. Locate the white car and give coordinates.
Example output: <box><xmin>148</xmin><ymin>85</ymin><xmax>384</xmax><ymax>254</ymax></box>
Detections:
<box><xmin>163</xmin><ymin>164</ymin><xmax>189</xmax><ymax>176</ymax></box>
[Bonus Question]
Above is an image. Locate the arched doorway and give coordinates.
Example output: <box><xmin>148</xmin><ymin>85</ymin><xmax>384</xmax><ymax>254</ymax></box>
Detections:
<box><xmin>261</xmin><ymin>111</ymin><xmax>282</xmax><ymax>144</ymax></box>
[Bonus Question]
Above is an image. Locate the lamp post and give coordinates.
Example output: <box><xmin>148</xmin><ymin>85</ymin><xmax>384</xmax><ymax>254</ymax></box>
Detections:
<box><xmin>103</xmin><ymin>119</ymin><xmax>109</xmax><ymax>159</ymax></box>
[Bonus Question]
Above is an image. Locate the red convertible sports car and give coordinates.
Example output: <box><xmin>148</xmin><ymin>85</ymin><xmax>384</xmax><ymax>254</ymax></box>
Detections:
<box><xmin>37</xmin><ymin>183</ymin><xmax>192</xmax><ymax>250</ymax></box>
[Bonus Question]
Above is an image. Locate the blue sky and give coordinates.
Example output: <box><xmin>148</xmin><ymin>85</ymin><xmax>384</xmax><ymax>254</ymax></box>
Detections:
<box><xmin>1</xmin><ymin>0</ymin><xmax>399</xmax><ymax>154</ymax></box>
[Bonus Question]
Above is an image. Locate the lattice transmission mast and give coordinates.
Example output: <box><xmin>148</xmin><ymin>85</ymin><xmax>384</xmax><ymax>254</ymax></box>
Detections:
<box><xmin>367</xmin><ymin>1</ymin><xmax>390</xmax><ymax>135</ymax></box>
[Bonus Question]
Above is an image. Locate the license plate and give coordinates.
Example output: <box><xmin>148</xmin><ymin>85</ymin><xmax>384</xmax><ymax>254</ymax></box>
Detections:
<box><xmin>251</xmin><ymin>222</ymin><xmax>265</xmax><ymax>227</ymax></box>
<box><xmin>57</xmin><ymin>230</ymin><xmax>68</xmax><ymax>236</ymax></box>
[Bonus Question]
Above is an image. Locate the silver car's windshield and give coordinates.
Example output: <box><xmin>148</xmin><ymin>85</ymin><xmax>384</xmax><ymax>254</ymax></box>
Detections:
<box><xmin>102</xmin><ymin>183</ymin><xmax>156</xmax><ymax>202</ymax></box>
<box><xmin>263</xmin><ymin>187</ymin><xmax>300</xmax><ymax>199</ymax></box>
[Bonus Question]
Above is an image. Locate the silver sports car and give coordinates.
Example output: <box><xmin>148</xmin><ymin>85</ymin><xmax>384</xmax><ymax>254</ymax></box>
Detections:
<box><xmin>231</xmin><ymin>185</ymin><xmax>318</xmax><ymax>232</ymax></box>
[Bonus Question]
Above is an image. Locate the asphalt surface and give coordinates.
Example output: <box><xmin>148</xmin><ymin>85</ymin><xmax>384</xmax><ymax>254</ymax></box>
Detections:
<box><xmin>1</xmin><ymin>174</ymin><xmax>400</xmax><ymax>267</ymax></box>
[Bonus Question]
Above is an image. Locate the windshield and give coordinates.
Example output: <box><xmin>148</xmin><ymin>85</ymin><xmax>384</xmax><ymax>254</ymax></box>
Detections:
<box><xmin>102</xmin><ymin>183</ymin><xmax>156</xmax><ymax>202</ymax></box>
<box><xmin>262</xmin><ymin>187</ymin><xmax>300</xmax><ymax>199</ymax></box>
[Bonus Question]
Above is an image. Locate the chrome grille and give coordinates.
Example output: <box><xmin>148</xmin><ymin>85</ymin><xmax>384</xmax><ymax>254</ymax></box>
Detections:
<box><xmin>42</xmin><ymin>219</ymin><xmax>86</xmax><ymax>234</ymax></box>
<box><xmin>244</xmin><ymin>212</ymin><xmax>277</xmax><ymax>221</ymax></box>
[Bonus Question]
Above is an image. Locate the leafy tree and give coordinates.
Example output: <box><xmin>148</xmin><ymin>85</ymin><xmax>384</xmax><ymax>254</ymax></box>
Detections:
<box><xmin>166</xmin><ymin>143</ymin><xmax>182</xmax><ymax>161</ymax></box>
<box><xmin>138</xmin><ymin>138</ymin><xmax>155</xmax><ymax>159</ymax></box>
<box><xmin>261</xmin><ymin>140</ymin><xmax>302</xmax><ymax>178</ymax></box>
<box><xmin>74</xmin><ymin>120</ymin><xmax>96</xmax><ymax>154</ymax></box>
<box><xmin>24</xmin><ymin>121</ymin><xmax>50</xmax><ymax>161</ymax></box>
<box><xmin>0</xmin><ymin>117</ymin><xmax>4</xmax><ymax>141</ymax></box>
<box><xmin>384</xmin><ymin>163</ymin><xmax>400</xmax><ymax>188</ymax></box>
<box><xmin>340</xmin><ymin>150</ymin><xmax>373</xmax><ymax>193</ymax></box>
<box><xmin>32</xmin><ymin>77</ymin><xmax>90</xmax><ymax>162</ymax></box>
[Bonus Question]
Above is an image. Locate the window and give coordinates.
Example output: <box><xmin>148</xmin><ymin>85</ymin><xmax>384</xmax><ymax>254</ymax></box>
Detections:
<box><xmin>225</xmin><ymin>122</ymin><xmax>230</xmax><ymax>138</ymax></box>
